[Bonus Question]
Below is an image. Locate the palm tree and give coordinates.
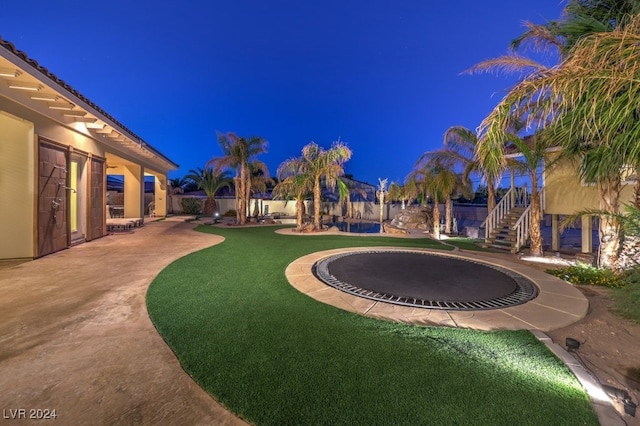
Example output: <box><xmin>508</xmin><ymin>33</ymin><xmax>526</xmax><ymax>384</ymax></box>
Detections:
<box><xmin>208</xmin><ymin>132</ymin><xmax>268</xmax><ymax>225</ymax></box>
<box><xmin>387</xmin><ymin>181</ymin><xmax>417</xmax><ymax>209</ymax></box>
<box><xmin>412</xmin><ymin>156</ymin><xmax>462</xmax><ymax>239</ymax></box>
<box><xmin>511</xmin><ymin>0</ymin><xmax>640</xmax><ymax>57</ymax></box>
<box><xmin>337</xmin><ymin>177</ymin><xmax>368</xmax><ymax>219</ymax></box>
<box><xmin>169</xmin><ymin>176</ymin><xmax>188</xmax><ymax>194</ymax></box>
<box><xmin>185</xmin><ymin>167</ymin><xmax>232</xmax><ymax>216</ymax></box>
<box><xmin>505</xmin><ymin>134</ymin><xmax>555</xmax><ymax>256</ymax></box>
<box><xmin>476</xmin><ymin>14</ymin><xmax>640</xmax><ymax>268</ymax></box>
<box><xmin>273</xmin><ymin>157</ymin><xmax>313</xmax><ymax>231</ymax></box>
<box><xmin>439</xmin><ymin>126</ymin><xmax>498</xmax><ymax>215</ymax></box>
<box><xmin>416</xmin><ymin>151</ymin><xmax>472</xmax><ymax>235</ymax></box>
<box><xmin>247</xmin><ymin>163</ymin><xmax>273</xmax><ymax>218</ymax></box>
<box><xmin>299</xmin><ymin>141</ymin><xmax>353</xmax><ymax>231</ymax></box>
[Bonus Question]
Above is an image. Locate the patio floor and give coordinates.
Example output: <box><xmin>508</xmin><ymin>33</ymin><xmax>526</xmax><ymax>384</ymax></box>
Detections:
<box><xmin>0</xmin><ymin>219</ymin><xmax>246</xmax><ymax>425</ymax></box>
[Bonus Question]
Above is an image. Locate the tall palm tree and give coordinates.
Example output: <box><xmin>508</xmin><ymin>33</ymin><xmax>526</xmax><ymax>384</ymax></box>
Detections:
<box><xmin>185</xmin><ymin>168</ymin><xmax>232</xmax><ymax>216</ymax></box>
<box><xmin>273</xmin><ymin>157</ymin><xmax>313</xmax><ymax>231</ymax></box>
<box><xmin>416</xmin><ymin>151</ymin><xmax>471</xmax><ymax>235</ymax></box>
<box><xmin>299</xmin><ymin>141</ymin><xmax>353</xmax><ymax>231</ymax></box>
<box><xmin>436</xmin><ymin>126</ymin><xmax>498</xmax><ymax>215</ymax></box>
<box><xmin>512</xmin><ymin>0</ymin><xmax>640</xmax><ymax>57</ymax></box>
<box><xmin>505</xmin><ymin>134</ymin><xmax>555</xmax><ymax>256</ymax></box>
<box><xmin>337</xmin><ymin>177</ymin><xmax>368</xmax><ymax>218</ymax></box>
<box><xmin>208</xmin><ymin>132</ymin><xmax>268</xmax><ymax>225</ymax></box>
<box><xmin>169</xmin><ymin>176</ymin><xmax>188</xmax><ymax>194</ymax></box>
<box><xmin>412</xmin><ymin>156</ymin><xmax>461</xmax><ymax>239</ymax></box>
<box><xmin>477</xmin><ymin>14</ymin><xmax>640</xmax><ymax>268</ymax></box>
<box><xmin>387</xmin><ymin>181</ymin><xmax>417</xmax><ymax>209</ymax></box>
<box><xmin>247</xmin><ymin>163</ymin><xmax>273</xmax><ymax>218</ymax></box>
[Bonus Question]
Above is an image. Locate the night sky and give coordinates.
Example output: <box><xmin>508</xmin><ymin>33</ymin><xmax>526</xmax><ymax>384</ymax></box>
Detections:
<box><xmin>1</xmin><ymin>1</ymin><xmax>563</xmax><ymax>185</ymax></box>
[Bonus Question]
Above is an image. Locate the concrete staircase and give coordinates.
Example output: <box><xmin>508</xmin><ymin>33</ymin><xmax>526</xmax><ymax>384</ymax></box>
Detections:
<box><xmin>482</xmin><ymin>207</ymin><xmax>526</xmax><ymax>253</ymax></box>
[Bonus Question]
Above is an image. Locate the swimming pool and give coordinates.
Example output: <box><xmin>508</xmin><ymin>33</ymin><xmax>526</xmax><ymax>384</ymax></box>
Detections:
<box><xmin>327</xmin><ymin>221</ymin><xmax>381</xmax><ymax>233</ymax></box>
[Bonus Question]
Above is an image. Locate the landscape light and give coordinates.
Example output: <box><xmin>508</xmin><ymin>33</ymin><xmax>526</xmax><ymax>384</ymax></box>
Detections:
<box><xmin>565</xmin><ymin>337</ymin><xmax>580</xmax><ymax>352</ymax></box>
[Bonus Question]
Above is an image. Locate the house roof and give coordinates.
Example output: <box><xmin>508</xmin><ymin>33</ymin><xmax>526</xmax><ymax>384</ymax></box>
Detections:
<box><xmin>0</xmin><ymin>35</ymin><xmax>178</xmax><ymax>171</ymax></box>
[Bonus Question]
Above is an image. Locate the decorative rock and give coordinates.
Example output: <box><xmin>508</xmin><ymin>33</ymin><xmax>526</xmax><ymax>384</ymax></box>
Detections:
<box><xmin>383</xmin><ymin>223</ymin><xmax>407</xmax><ymax>234</ymax></box>
<box><xmin>389</xmin><ymin>206</ymin><xmax>433</xmax><ymax>231</ymax></box>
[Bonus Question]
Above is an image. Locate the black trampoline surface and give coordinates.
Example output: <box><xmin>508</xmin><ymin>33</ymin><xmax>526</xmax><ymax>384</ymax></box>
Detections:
<box><xmin>313</xmin><ymin>250</ymin><xmax>538</xmax><ymax>310</ymax></box>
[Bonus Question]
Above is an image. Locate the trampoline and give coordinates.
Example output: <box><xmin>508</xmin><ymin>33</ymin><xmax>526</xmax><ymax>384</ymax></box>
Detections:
<box><xmin>313</xmin><ymin>250</ymin><xmax>538</xmax><ymax>311</ymax></box>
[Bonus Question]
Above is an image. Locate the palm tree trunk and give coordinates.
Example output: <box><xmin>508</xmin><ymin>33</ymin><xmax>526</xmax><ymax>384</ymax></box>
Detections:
<box><xmin>598</xmin><ymin>177</ymin><xmax>622</xmax><ymax>269</ymax></box>
<box><xmin>529</xmin><ymin>180</ymin><xmax>543</xmax><ymax>256</ymax></box>
<box><xmin>245</xmin><ymin>174</ymin><xmax>252</xmax><ymax>220</ymax></box>
<box><xmin>487</xmin><ymin>182</ymin><xmax>496</xmax><ymax>216</ymax></box>
<box><xmin>444</xmin><ymin>197</ymin><xmax>452</xmax><ymax>234</ymax></box>
<box><xmin>296</xmin><ymin>200</ymin><xmax>304</xmax><ymax>231</ymax></box>
<box><xmin>432</xmin><ymin>197</ymin><xmax>441</xmax><ymax>239</ymax></box>
<box><xmin>204</xmin><ymin>197</ymin><xmax>214</xmax><ymax>216</ymax></box>
<box><xmin>234</xmin><ymin>176</ymin><xmax>241</xmax><ymax>223</ymax></box>
<box><xmin>313</xmin><ymin>178</ymin><xmax>322</xmax><ymax>230</ymax></box>
<box><xmin>634</xmin><ymin>170</ymin><xmax>640</xmax><ymax>208</ymax></box>
<box><xmin>238</xmin><ymin>166</ymin><xmax>247</xmax><ymax>225</ymax></box>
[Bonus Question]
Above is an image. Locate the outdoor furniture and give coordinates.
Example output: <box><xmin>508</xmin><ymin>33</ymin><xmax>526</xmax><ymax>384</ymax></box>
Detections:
<box><xmin>109</xmin><ymin>205</ymin><xmax>125</xmax><ymax>218</ymax></box>
<box><xmin>106</xmin><ymin>218</ymin><xmax>135</xmax><ymax>232</ymax></box>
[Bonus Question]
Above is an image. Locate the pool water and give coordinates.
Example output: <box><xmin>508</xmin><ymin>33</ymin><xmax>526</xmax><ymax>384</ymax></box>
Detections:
<box><xmin>327</xmin><ymin>222</ymin><xmax>381</xmax><ymax>233</ymax></box>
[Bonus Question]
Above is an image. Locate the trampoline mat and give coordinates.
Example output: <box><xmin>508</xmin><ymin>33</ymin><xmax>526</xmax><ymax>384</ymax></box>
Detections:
<box><xmin>313</xmin><ymin>250</ymin><xmax>538</xmax><ymax>311</ymax></box>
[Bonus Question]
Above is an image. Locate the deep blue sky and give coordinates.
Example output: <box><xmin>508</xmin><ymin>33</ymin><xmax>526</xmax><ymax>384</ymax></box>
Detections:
<box><xmin>1</xmin><ymin>1</ymin><xmax>563</xmax><ymax>185</ymax></box>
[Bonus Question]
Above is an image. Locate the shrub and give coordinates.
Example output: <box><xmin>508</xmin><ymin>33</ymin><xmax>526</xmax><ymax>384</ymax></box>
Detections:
<box><xmin>181</xmin><ymin>197</ymin><xmax>203</xmax><ymax>215</ymax></box>
<box><xmin>546</xmin><ymin>264</ymin><xmax>626</xmax><ymax>289</ymax></box>
<box><xmin>223</xmin><ymin>209</ymin><xmax>237</xmax><ymax>217</ymax></box>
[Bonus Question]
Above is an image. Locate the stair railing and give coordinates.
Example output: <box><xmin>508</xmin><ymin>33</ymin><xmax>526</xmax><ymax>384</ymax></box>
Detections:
<box><xmin>481</xmin><ymin>185</ymin><xmax>529</xmax><ymax>239</ymax></box>
<box><xmin>512</xmin><ymin>187</ymin><xmax>545</xmax><ymax>252</ymax></box>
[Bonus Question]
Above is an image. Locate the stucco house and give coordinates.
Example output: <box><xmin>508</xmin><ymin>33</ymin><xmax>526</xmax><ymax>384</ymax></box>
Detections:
<box><xmin>484</xmin><ymin>144</ymin><xmax>637</xmax><ymax>256</ymax></box>
<box><xmin>0</xmin><ymin>36</ymin><xmax>177</xmax><ymax>260</ymax></box>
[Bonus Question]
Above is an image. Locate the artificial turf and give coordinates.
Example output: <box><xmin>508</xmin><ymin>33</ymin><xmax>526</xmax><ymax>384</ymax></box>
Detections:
<box><xmin>146</xmin><ymin>225</ymin><xmax>598</xmax><ymax>425</ymax></box>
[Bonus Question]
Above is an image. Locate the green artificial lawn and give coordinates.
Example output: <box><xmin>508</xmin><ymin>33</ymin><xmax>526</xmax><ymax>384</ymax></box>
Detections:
<box><xmin>146</xmin><ymin>226</ymin><xmax>598</xmax><ymax>425</ymax></box>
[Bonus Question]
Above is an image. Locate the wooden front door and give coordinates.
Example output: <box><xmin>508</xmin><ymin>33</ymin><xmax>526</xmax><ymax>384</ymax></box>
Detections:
<box><xmin>88</xmin><ymin>158</ymin><xmax>105</xmax><ymax>240</ymax></box>
<box><xmin>37</xmin><ymin>143</ymin><xmax>69</xmax><ymax>257</ymax></box>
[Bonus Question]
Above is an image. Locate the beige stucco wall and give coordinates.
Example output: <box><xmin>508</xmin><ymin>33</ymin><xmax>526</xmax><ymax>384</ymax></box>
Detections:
<box><xmin>544</xmin><ymin>158</ymin><xmax>636</xmax><ymax>215</ymax></box>
<box><xmin>0</xmin><ymin>111</ymin><xmax>35</xmax><ymax>259</ymax></box>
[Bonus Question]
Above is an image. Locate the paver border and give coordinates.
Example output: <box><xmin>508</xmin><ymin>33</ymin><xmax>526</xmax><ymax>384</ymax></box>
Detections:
<box><xmin>285</xmin><ymin>246</ymin><xmax>588</xmax><ymax>331</ymax></box>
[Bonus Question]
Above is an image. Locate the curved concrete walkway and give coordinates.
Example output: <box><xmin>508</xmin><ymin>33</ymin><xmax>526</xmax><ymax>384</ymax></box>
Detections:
<box><xmin>0</xmin><ymin>219</ymin><xmax>247</xmax><ymax>425</ymax></box>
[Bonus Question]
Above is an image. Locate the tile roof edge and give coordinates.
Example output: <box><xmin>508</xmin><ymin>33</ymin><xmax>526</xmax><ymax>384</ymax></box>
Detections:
<box><xmin>0</xmin><ymin>35</ymin><xmax>178</xmax><ymax>170</ymax></box>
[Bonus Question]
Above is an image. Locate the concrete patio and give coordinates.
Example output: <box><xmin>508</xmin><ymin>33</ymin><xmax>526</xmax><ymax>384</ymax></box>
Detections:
<box><xmin>0</xmin><ymin>219</ymin><xmax>246</xmax><ymax>425</ymax></box>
